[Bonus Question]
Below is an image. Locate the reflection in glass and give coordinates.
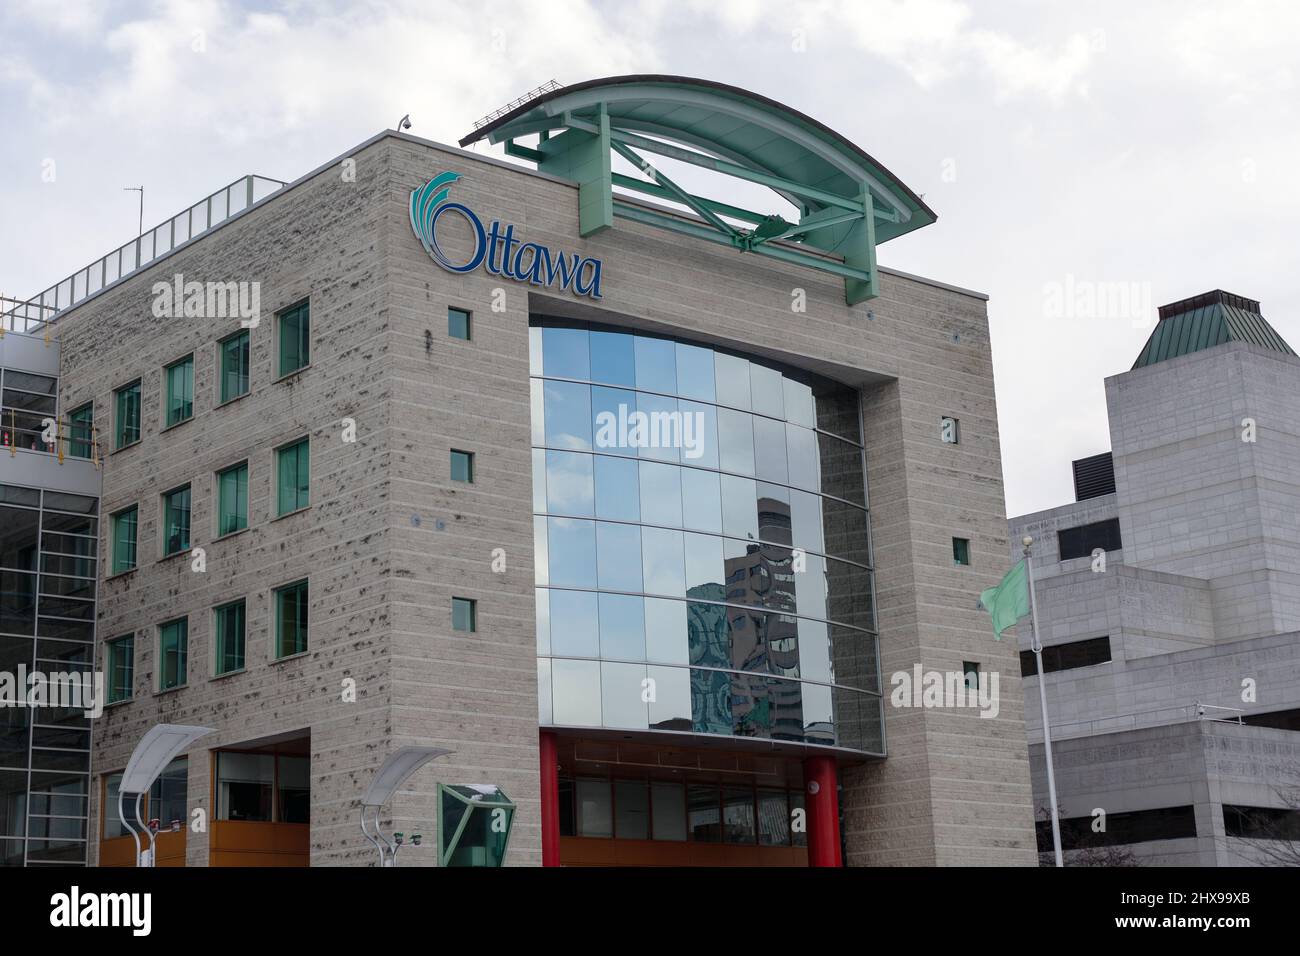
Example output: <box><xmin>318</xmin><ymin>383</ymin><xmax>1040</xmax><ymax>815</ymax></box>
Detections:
<box><xmin>720</xmin><ymin>474</ymin><xmax>758</xmax><ymax>541</ymax></box>
<box><xmin>641</xmin><ymin>527</ymin><xmax>685</xmax><ymax>596</ymax></box>
<box><xmin>589</xmin><ymin>329</ymin><xmax>635</xmax><ymax>386</ymax></box>
<box><xmin>680</xmin><ymin>468</ymin><xmax>722</xmax><ymax>533</ymax></box>
<box><xmin>547</xmin><ymin>518</ymin><xmax>595</xmax><ymax>588</ymax></box>
<box><xmin>687</xmin><ymin>785</ymin><xmax>721</xmax><ymax>842</ymax></box>
<box><xmin>678</xmin><ymin>400</ymin><xmax>718</xmax><ymax>469</ymax></box>
<box><xmin>553</xmin><ymin>660</ymin><xmax>601</xmax><ymax>727</ymax></box>
<box><xmin>717</xmin><ymin>407</ymin><xmax>754</xmax><ymax>476</ymax></box>
<box><xmin>636</xmin><ymin>391</ymin><xmax>679</xmax><ymax>463</ymax></box>
<box><xmin>544</xmin><ymin>380</ymin><xmax>592</xmax><ymax>450</ymax></box>
<box><xmin>644</xmin><ymin>598</ymin><xmax>688</xmax><ymax>665</ymax></box>
<box><xmin>639</xmin><ymin>461</ymin><xmax>682</xmax><ymax>528</ymax></box>
<box><xmin>542</xmin><ymin>325</ymin><xmax>589</xmax><ymax>380</ymax></box>
<box><xmin>786</xmin><ymin>424</ymin><xmax>819</xmax><ymax>490</ymax></box>
<box><xmin>675</xmin><ymin>342</ymin><xmax>715</xmax><ymax>402</ymax></box>
<box><xmin>537</xmin><ymin>658</ymin><xmax>552</xmax><ymax>723</ymax></box>
<box><xmin>647</xmin><ymin>665</ymin><xmax>691</xmax><ymax>730</ymax></box>
<box><xmin>714</xmin><ymin>352</ymin><xmax>750</xmax><ymax>410</ymax></box>
<box><xmin>723</xmin><ymin>788</ymin><xmax>756</xmax><ymax>844</ymax></box>
<box><xmin>683</xmin><ymin>533</ymin><xmax>724</xmax><ymax>599</ymax></box>
<box><xmin>546</xmin><ymin>450</ymin><xmax>593</xmax><ymax>516</ymax></box>
<box><xmin>615</xmin><ymin>779</ymin><xmax>650</xmax><ymax>839</ymax></box>
<box><xmin>602</xmin><ymin>662</ymin><xmax>649</xmax><ymax>729</ymax></box>
<box><xmin>752</xmin><ymin>415</ymin><xmax>788</xmax><ymax>483</ymax></box>
<box><xmin>782</xmin><ymin>378</ymin><xmax>816</xmax><ymax>428</ymax></box>
<box><xmin>651</xmin><ymin>782</ymin><xmax>687</xmax><ymax>840</ymax></box>
<box><xmin>576</xmin><ymin>777</ymin><xmax>611</xmax><ymax>836</ymax></box>
<box><xmin>596</xmin><ymin>522</ymin><xmax>642</xmax><ymax>592</ymax></box>
<box><xmin>591</xmin><ymin>386</ymin><xmax>637</xmax><ymax>458</ymax></box>
<box><xmin>549</xmin><ymin>589</ymin><xmax>598</xmax><ymax>657</ymax></box>
<box><xmin>535</xmin><ymin>588</ymin><xmax>551</xmax><ymax>655</ymax></box>
<box><xmin>634</xmin><ymin>336</ymin><xmax>676</xmax><ymax>394</ymax></box>
<box><xmin>594</xmin><ymin>455</ymin><xmax>640</xmax><ymax>521</ymax></box>
<box><xmin>758</xmin><ymin>790</ymin><xmax>790</xmax><ymax>845</ymax></box>
<box><xmin>599</xmin><ymin>593</ymin><xmax>645</xmax><ymax>660</ymax></box>
<box><xmin>749</xmin><ymin>363</ymin><xmax>785</xmax><ymax>420</ymax></box>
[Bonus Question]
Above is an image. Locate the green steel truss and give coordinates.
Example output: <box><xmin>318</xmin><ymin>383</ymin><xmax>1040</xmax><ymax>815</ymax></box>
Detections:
<box><xmin>461</xmin><ymin>76</ymin><xmax>936</xmax><ymax>305</ymax></box>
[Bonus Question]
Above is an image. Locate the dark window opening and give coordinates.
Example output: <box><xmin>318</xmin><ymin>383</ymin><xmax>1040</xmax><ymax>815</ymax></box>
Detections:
<box><xmin>1223</xmin><ymin>805</ymin><xmax>1300</xmax><ymax>841</ymax></box>
<box><xmin>1021</xmin><ymin>636</ymin><xmax>1112</xmax><ymax>677</ymax></box>
<box><xmin>1037</xmin><ymin>805</ymin><xmax>1196</xmax><ymax>852</ymax></box>
<box><xmin>1058</xmin><ymin>518</ymin><xmax>1122</xmax><ymax>561</ymax></box>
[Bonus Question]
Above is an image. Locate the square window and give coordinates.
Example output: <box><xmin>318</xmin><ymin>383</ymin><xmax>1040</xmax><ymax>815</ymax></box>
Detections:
<box><xmin>114</xmin><ymin>380</ymin><xmax>141</xmax><ymax>449</ymax></box>
<box><xmin>276</xmin><ymin>438</ymin><xmax>310</xmax><ymax>515</ymax></box>
<box><xmin>278</xmin><ymin>300</ymin><xmax>310</xmax><ymax>377</ymax></box>
<box><xmin>450</xmin><ymin>449</ymin><xmax>474</xmax><ymax>483</ymax></box>
<box><xmin>67</xmin><ymin>403</ymin><xmax>94</xmax><ymax>459</ymax></box>
<box><xmin>164</xmin><ymin>355</ymin><xmax>194</xmax><ymax>427</ymax></box>
<box><xmin>219</xmin><ymin>330</ymin><xmax>250</xmax><ymax>403</ymax></box>
<box><xmin>940</xmin><ymin>416</ymin><xmax>960</xmax><ymax>444</ymax></box>
<box><xmin>274</xmin><ymin>580</ymin><xmax>308</xmax><ymax>658</ymax></box>
<box><xmin>214</xmin><ymin>600</ymin><xmax>246</xmax><ymax>675</ymax></box>
<box><xmin>963</xmin><ymin>661</ymin><xmax>980</xmax><ymax>690</ymax></box>
<box><xmin>158</xmin><ymin>618</ymin><xmax>188</xmax><ymax>690</ymax></box>
<box><xmin>106</xmin><ymin>635</ymin><xmax>134</xmax><ymax>703</ymax></box>
<box><xmin>952</xmin><ymin>537</ymin><xmax>971</xmax><ymax>566</ymax></box>
<box><xmin>216</xmin><ymin>462</ymin><xmax>248</xmax><ymax>536</ymax></box>
<box><xmin>452</xmin><ymin>597</ymin><xmax>476</xmax><ymax>632</ymax></box>
<box><xmin>162</xmin><ymin>486</ymin><xmax>191</xmax><ymax>556</ymax></box>
<box><xmin>448</xmin><ymin>307</ymin><xmax>471</xmax><ymax>341</ymax></box>
<box><xmin>111</xmin><ymin>505</ymin><xmax>138</xmax><ymax>574</ymax></box>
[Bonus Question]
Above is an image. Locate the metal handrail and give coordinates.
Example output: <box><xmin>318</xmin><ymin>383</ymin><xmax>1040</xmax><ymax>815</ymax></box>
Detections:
<box><xmin>1</xmin><ymin>174</ymin><xmax>287</xmax><ymax>335</ymax></box>
<box><xmin>1033</xmin><ymin>700</ymin><xmax>1247</xmax><ymax>740</ymax></box>
<box><xmin>471</xmin><ymin>79</ymin><xmax>563</xmax><ymax>130</ymax></box>
<box><xmin>2</xmin><ymin>408</ymin><xmax>102</xmax><ymax>468</ymax></box>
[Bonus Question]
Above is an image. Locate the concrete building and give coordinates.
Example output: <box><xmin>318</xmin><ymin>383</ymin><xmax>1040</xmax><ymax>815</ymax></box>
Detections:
<box><xmin>1011</xmin><ymin>290</ymin><xmax>1300</xmax><ymax>865</ymax></box>
<box><xmin>2</xmin><ymin>76</ymin><xmax>1037</xmax><ymax>867</ymax></box>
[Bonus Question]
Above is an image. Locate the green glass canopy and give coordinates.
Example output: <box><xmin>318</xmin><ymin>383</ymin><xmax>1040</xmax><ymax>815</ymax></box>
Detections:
<box><xmin>1133</xmin><ymin>290</ymin><xmax>1295</xmax><ymax>369</ymax></box>
<box><xmin>437</xmin><ymin>784</ymin><xmax>516</xmax><ymax>867</ymax></box>
<box><xmin>459</xmin><ymin>75</ymin><xmax>937</xmax><ymax>304</ymax></box>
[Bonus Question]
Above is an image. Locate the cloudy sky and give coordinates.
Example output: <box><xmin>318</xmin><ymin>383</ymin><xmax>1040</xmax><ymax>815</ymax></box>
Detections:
<box><xmin>2</xmin><ymin>0</ymin><xmax>1296</xmax><ymax>516</ymax></box>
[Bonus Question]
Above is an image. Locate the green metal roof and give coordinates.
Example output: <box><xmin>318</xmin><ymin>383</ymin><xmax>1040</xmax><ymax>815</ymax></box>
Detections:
<box><xmin>458</xmin><ymin>75</ymin><xmax>937</xmax><ymax>305</ymax></box>
<box><xmin>1132</xmin><ymin>290</ymin><xmax>1295</xmax><ymax>369</ymax></box>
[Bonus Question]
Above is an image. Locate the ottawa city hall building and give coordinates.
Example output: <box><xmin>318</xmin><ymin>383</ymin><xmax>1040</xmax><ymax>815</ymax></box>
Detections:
<box><xmin>0</xmin><ymin>76</ymin><xmax>1037</xmax><ymax>867</ymax></box>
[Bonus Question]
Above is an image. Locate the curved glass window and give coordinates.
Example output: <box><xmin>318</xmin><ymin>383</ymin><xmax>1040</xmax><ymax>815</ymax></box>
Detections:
<box><xmin>532</xmin><ymin>319</ymin><xmax>882</xmax><ymax>754</ymax></box>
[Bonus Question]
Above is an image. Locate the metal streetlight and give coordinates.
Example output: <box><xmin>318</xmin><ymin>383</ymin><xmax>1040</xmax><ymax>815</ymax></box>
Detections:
<box><xmin>359</xmin><ymin>746</ymin><xmax>453</xmax><ymax>867</ymax></box>
<box><xmin>117</xmin><ymin>723</ymin><xmax>213</xmax><ymax>867</ymax></box>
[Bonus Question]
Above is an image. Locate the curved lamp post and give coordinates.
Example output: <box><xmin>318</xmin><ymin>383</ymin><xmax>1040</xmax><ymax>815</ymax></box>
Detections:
<box><xmin>359</xmin><ymin>746</ymin><xmax>453</xmax><ymax>867</ymax></box>
<box><xmin>117</xmin><ymin>723</ymin><xmax>214</xmax><ymax>867</ymax></box>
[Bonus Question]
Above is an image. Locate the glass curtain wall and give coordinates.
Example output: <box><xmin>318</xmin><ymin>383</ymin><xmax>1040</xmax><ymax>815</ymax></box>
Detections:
<box><xmin>0</xmin><ymin>483</ymin><xmax>98</xmax><ymax>865</ymax></box>
<box><xmin>530</xmin><ymin>318</ymin><xmax>883</xmax><ymax>753</ymax></box>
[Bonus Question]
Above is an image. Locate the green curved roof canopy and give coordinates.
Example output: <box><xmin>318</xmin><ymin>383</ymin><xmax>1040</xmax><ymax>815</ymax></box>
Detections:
<box><xmin>459</xmin><ymin>76</ymin><xmax>937</xmax><ymax>304</ymax></box>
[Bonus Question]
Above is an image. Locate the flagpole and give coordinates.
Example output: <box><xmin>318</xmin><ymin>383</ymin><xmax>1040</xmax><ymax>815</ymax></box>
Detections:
<box><xmin>1023</xmin><ymin>535</ymin><xmax>1064</xmax><ymax>868</ymax></box>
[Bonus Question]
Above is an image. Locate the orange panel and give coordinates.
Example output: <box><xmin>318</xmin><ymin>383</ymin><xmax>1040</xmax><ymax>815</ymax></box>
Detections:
<box><xmin>209</xmin><ymin>821</ymin><xmax>309</xmax><ymax>866</ymax></box>
<box><xmin>99</xmin><ymin>830</ymin><xmax>187</xmax><ymax>867</ymax></box>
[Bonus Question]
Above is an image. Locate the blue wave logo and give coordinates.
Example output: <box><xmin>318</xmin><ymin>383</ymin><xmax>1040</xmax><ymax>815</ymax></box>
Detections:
<box><xmin>408</xmin><ymin>171</ymin><xmax>604</xmax><ymax>298</ymax></box>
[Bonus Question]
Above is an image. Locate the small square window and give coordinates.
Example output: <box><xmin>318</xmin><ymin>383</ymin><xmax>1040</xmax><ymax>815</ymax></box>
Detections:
<box><xmin>952</xmin><ymin>537</ymin><xmax>971</xmax><ymax>566</ymax></box>
<box><xmin>963</xmin><ymin>661</ymin><xmax>980</xmax><ymax>690</ymax></box>
<box><xmin>448</xmin><ymin>307</ymin><xmax>472</xmax><ymax>341</ymax></box>
<box><xmin>940</xmin><ymin>416</ymin><xmax>960</xmax><ymax>444</ymax></box>
<box><xmin>452</xmin><ymin>597</ymin><xmax>476</xmax><ymax>632</ymax></box>
<box><xmin>450</xmin><ymin>449</ymin><xmax>474</xmax><ymax>483</ymax></box>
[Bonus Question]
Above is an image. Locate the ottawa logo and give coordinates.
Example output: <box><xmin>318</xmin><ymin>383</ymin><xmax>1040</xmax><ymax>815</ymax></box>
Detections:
<box><xmin>409</xmin><ymin>171</ymin><xmax>603</xmax><ymax>299</ymax></box>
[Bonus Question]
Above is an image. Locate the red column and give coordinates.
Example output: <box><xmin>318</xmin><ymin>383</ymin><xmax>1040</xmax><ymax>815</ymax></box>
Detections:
<box><xmin>539</xmin><ymin>731</ymin><xmax>561</xmax><ymax>867</ymax></box>
<box><xmin>803</xmin><ymin>755</ymin><xmax>842</xmax><ymax>867</ymax></box>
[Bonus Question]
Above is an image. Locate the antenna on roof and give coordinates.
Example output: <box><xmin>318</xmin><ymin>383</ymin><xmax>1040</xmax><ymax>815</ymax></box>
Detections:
<box><xmin>472</xmin><ymin>79</ymin><xmax>562</xmax><ymax>131</ymax></box>
<box><xmin>123</xmin><ymin>186</ymin><xmax>143</xmax><ymax>240</ymax></box>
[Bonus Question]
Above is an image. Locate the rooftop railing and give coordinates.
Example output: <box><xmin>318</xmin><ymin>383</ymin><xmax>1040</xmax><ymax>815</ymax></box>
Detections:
<box><xmin>1</xmin><ymin>174</ymin><xmax>286</xmax><ymax>335</ymax></box>
<box><xmin>1034</xmin><ymin>700</ymin><xmax>1246</xmax><ymax>741</ymax></box>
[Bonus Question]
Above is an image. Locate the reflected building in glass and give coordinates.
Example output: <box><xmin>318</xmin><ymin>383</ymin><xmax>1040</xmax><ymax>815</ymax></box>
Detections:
<box><xmin>531</xmin><ymin>319</ymin><xmax>881</xmax><ymax>753</ymax></box>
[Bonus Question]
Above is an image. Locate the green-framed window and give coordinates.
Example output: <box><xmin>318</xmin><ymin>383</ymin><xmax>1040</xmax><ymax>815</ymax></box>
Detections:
<box><xmin>111</xmin><ymin>505</ymin><xmax>138</xmax><ymax>574</ymax></box>
<box><xmin>164</xmin><ymin>354</ymin><xmax>194</xmax><ymax>427</ymax></box>
<box><xmin>452</xmin><ymin>597</ymin><xmax>476</xmax><ymax>633</ymax></box>
<box><xmin>114</xmin><ymin>380</ymin><xmax>141</xmax><ymax>449</ymax></box>
<box><xmin>276</xmin><ymin>438</ymin><xmax>310</xmax><ymax>515</ymax></box>
<box><xmin>274</xmin><ymin>580</ymin><xmax>308</xmax><ymax>658</ymax></box>
<box><xmin>219</xmin><ymin>330</ymin><xmax>251</xmax><ymax>403</ymax></box>
<box><xmin>448</xmin><ymin>307</ymin><xmax>471</xmax><ymax>341</ymax></box>
<box><xmin>68</xmin><ymin>402</ymin><xmax>94</xmax><ymax>459</ymax></box>
<box><xmin>159</xmin><ymin>617</ymin><xmax>188</xmax><ymax>690</ymax></box>
<box><xmin>952</xmin><ymin>537</ymin><xmax>971</xmax><ymax>566</ymax></box>
<box><xmin>214</xmin><ymin>600</ymin><xmax>246</xmax><ymax>675</ymax></box>
<box><xmin>216</xmin><ymin>462</ymin><xmax>248</xmax><ymax>536</ymax></box>
<box><xmin>106</xmin><ymin>634</ymin><xmax>134</xmax><ymax>704</ymax></box>
<box><xmin>163</xmin><ymin>485</ymin><xmax>191</xmax><ymax>556</ymax></box>
<box><xmin>278</xmin><ymin>300</ymin><xmax>310</xmax><ymax>377</ymax></box>
<box><xmin>450</xmin><ymin>449</ymin><xmax>474</xmax><ymax>483</ymax></box>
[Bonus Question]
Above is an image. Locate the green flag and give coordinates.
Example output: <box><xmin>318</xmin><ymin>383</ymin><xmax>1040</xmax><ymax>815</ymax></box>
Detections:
<box><xmin>978</xmin><ymin>559</ymin><xmax>1030</xmax><ymax>640</ymax></box>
